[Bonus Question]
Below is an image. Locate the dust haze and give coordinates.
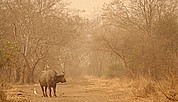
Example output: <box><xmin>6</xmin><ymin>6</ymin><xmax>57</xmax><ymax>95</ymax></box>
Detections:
<box><xmin>1</xmin><ymin>0</ymin><xmax>178</xmax><ymax>102</ymax></box>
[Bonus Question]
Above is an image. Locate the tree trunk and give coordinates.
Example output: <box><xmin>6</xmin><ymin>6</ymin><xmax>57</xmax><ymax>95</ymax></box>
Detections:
<box><xmin>20</xmin><ymin>65</ymin><xmax>26</xmax><ymax>84</ymax></box>
<box><xmin>15</xmin><ymin>67</ymin><xmax>21</xmax><ymax>83</ymax></box>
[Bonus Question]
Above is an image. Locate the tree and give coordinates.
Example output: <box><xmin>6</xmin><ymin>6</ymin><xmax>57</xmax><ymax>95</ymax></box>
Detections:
<box><xmin>0</xmin><ymin>0</ymin><xmax>85</xmax><ymax>84</ymax></box>
<box><xmin>100</xmin><ymin>0</ymin><xmax>178</xmax><ymax>78</ymax></box>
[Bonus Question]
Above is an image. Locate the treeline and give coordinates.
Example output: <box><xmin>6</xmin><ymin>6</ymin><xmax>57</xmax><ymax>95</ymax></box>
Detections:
<box><xmin>1</xmin><ymin>0</ymin><xmax>178</xmax><ymax>85</ymax></box>
<box><xmin>87</xmin><ymin>0</ymin><xmax>178</xmax><ymax>80</ymax></box>
<box><xmin>86</xmin><ymin>1</ymin><xmax>178</xmax><ymax>99</ymax></box>
<box><xmin>0</xmin><ymin>0</ymin><xmax>85</xmax><ymax>84</ymax></box>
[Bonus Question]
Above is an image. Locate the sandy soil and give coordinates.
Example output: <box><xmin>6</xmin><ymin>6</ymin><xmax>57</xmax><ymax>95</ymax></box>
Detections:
<box><xmin>6</xmin><ymin>77</ymin><xmax>110</xmax><ymax>102</ymax></box>
<box><xmin>5</xmin><ymin>77</ymin><xmax>168</xmax><ymax>102</ymax></box>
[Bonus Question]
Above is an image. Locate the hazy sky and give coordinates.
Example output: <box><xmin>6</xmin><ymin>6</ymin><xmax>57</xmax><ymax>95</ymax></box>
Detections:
<box><xmin>68</xmin><ymin>0</ymin><xmax>111</xmax><ymax>17</ymax></box>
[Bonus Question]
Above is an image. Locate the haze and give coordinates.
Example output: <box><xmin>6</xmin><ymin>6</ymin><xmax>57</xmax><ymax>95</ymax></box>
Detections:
<box><xmin>1</xmin><ymin>0</ymin><xmax>178</xmax><ymax>102</ymax></box>
<box><xmin>68</xmin><ymin>0</ymin><xmax>111</xmax><ymax>17</ymax></box>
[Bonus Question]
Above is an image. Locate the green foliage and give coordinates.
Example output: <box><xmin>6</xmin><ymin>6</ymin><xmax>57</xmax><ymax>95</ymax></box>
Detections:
<box><xmin>106</xmin><ymin>64</ymin><xmax>125</xmax><ymax>78</ymax></box>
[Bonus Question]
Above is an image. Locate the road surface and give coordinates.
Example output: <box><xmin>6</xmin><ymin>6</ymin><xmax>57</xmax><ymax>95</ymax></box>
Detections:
<box><xmin>7</xmin><ymin>77</ymin><xmax>112</xmax><ymax>102</ymax></box>
<box><xmin>6</xmin><ymin>77</ymin><xmax>166</xmax><ymax>102</ymax></box>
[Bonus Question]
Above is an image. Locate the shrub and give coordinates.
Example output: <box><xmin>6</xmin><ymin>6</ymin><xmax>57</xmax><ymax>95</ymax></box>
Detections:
<box><xmin>0</xmin><ymin>90</ymin><xmax>7</xmax><ymax>101</ymax></box>
<box><xmin>106</xmin><ymin>64</ymin><xmax>125</xmax><ymax>78</ymax></box>
<box><xmin>0</xmin><ymin>82</ymin><xmax>11</xmax><ymax>102</ymax></box>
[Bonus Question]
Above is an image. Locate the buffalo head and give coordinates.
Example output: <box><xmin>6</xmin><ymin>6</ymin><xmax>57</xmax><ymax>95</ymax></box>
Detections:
<box><xmin>56</xmin><ymin>74</ymin><xmax>66</xmax><ymax>83</ymax></box>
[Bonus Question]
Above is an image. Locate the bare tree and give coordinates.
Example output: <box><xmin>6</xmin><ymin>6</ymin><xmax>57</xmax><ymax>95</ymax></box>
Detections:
<box><xmin>0</xmin><ymin>0</ymin><xmax>85</xmax><ymax>84</ymax></box>
<box><xmin>100</xmin><ymin>0</ymin><xmax>178</xmax><ymax>79</ymax></box>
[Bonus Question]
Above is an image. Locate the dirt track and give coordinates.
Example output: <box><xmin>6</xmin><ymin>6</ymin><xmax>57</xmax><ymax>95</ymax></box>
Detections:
<box><xmin>6</xmin><ymin>77</ymin><xmax>168</xmax><ymax>102</ymax></box>
<box><xmin>7</xmin><ymin>77</ymin><xmax>111</xmax><ymax>102</ymax></box>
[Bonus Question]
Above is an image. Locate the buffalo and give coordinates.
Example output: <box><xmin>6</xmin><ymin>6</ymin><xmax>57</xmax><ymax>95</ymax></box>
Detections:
<box><xmin>39</xmin><ymin>70</ymin><xmax>66</xmax><ymax>97</ymax></box>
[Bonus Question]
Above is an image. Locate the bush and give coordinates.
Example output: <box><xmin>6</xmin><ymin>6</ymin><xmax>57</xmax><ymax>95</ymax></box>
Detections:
<box><xmin>106</xmin><ymin>64</ymin><xmax>125</xmax><ymax>78</ymax></box>
<box><xmin>0</xmin><ymin>90</ymin><xmax>7</xmax><ymax>101</ymax></box>
<box><xmin>0</xmin><ymin>82</ymin><xmax>11</xmax><ymax>102</ymax></box>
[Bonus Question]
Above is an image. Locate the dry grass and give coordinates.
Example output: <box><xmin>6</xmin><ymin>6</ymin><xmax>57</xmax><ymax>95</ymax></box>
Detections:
<box><xmin>84</xmin><ymin>76</ymin><xmax>134</xmax><ymax>101</ymax></box>
<box><xmin>0</xmin><ymin>82</ymin><xmax>11</xmax><ymax>102</ymax></box>
<box><xmin>0</xmin><ymin>81</ymin><xmax>28</xmax><ymax>102</ymax></box>
<box><xmin>2</xmin><ymin>76</ymin><xmax>178</xmax><ymax>102</ymax></box>
<box><xmin>84</xmin><ymin>76</ymin><xmax>176</xmax><ymax>102</ymax></box>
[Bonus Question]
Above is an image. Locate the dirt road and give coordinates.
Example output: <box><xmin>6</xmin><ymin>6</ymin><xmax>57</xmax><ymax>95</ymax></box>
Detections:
<box><xmin>6</xmin><ymin>77</ymin><xmax>166</xmax><ymax>102</ymax></box>
<box><xmin>7</xmin><ymin>77</ymin><xmax>111</xmax><ymax>102</ymax></box>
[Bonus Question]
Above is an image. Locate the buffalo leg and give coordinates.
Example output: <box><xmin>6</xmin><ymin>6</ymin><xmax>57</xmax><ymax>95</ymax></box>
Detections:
<box><xmin>53</xmin><ymin>84</ymin><xmax>57</xmax><ymax>97</ymax></box>
<box><xmin>40</xmin><ymin>85</ymin><xmax>45</xmax><ymax>97</ymax></box>
<box><xmin>45</xmin><ymin>86</ymin><xmax>48</xmax><ymax>97</ymax></box>
<box><xmin>49</xmin><ymin>87</ymin><xmax>52</xmax><ymax>97</ymax></box>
